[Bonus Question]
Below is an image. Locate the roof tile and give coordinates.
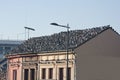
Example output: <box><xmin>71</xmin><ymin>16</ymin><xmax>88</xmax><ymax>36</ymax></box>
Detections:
<box><xmin>10</xmin><ymin>25</ymin><xmax>111</xmax><ymax>54</ymax></box>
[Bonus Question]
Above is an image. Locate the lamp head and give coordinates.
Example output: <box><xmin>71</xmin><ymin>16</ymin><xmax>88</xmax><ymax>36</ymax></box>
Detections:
<box><xmin>50</xmin><ymin>23</ymin><xmax>59</xmax><ymax>26</ymax></box>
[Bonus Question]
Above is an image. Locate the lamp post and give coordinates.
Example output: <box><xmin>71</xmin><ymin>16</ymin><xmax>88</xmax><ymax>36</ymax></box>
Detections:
<box><xmin>24</xmin><ymin>27</ymin><xmax>35</xmax><ymax>40</ymax></box>
<box><xmin>50</xmin><ymin>23</ymin><xmax>70</xmax><ymax>80</ymax></box>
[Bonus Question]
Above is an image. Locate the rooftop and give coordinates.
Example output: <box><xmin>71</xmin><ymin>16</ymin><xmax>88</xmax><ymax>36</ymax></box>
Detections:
<box><xmin>10</xmin><ymin>25</ymin><xmax>111</xmax><ymax>54</ymax></box>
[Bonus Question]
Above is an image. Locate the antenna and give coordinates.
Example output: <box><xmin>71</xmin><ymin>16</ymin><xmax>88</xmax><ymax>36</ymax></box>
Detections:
<box><xmin>24</xmin><ymin>26</ymin><xmax>35</xmax><ymax>40</ymax></box>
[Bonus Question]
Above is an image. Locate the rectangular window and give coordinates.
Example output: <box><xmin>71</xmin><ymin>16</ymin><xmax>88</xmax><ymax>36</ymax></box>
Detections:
<box><xmin>30</xmin><ymin>69</ymin><xmax>35</xmax><ymax>80</ymax></box>
<box><xmin>48</xmin><ymin>68</ymin><xmax>53</xmax><ymax>79</ymax></box>
<box><xmin>59</xmin><ymin>68</ymin><xmax>64</xmax><ymax>80</ymax></box>
<box><xmin>68</xmin><ymin>67</ymin><xmax>71</xmax><ymax>80</ymax></box>
<box><xmin>42</xmin><ymin>68</ymin><xmax>46</xmax><ymax>79</ymax></box>
<box><xmin>24</xmin><ymin>69</ymin><xmax>29</xmax><ymax>80</ymax></box>
<box><xmin>13</xmin><ymin>70</ymin><xmax>17</xmax><ymax>80</ymax></box>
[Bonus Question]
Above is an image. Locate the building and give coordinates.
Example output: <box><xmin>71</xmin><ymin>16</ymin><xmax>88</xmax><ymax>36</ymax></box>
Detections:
<box><xmin>6</xmin><ymin>25</ymin><xmax>120</xmax><ymax>80</ymax></box>
<box><xmin>7</xmin><ymin>51</ymin><xmax>75</xmax><ymax>80</ymax></box>
<box><xmin>75</xmin><ymin>27</ymin><xmax>120</xmax><ymax>80</ymax></box>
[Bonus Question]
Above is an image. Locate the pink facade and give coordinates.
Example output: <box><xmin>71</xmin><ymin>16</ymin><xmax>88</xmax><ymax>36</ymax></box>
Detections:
<box><xmin>7</xmin><ymin>55</ymin><xmax>22</xmax><ymax>80</ymax></box>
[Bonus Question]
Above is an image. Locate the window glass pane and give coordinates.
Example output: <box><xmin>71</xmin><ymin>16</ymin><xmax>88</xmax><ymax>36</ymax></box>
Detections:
<box><xmin>59</xmin><ymin>68</ymin><xmax>64</xmax><ymax>80</ymax></box>
<box><xmin>68</xmin><ymin>67</ymin><xmax>71</xmax><ymax>80</ymax></box>
<box><xmin>49</xmin><ymin>68</ymin><xmax>53</xmax><ymax>79</ymax></box>
<box><xmin>13</xmin><ymin>70</ymin><xmax>17</xmax><ymax>80</ymax></box>
<box><xmin>30</xmin><ymin>69</ymin><xmax>35</xmax><ymax>80</ymax></box>
<box><xmin>42</xmin><ymin>68</ymin><xmax>46</xmax><ymax>79</ymax></box>
<box><xmin>24</xmin><ymin>69</ymin><xmax>28</xmax><ymax>80</ymax></box>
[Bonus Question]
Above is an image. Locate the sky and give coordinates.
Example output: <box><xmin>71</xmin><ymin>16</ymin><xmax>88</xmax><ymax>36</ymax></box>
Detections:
<box><xmin>0</xmin><ymin>0</ymin><xmax>120</xmax><ymax>40</ymax></box>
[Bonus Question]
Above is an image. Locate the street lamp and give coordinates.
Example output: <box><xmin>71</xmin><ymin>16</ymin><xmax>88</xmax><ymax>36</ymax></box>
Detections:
<box><xmin>24</xmin><ymin>27</ymin><xmax>35</xmax><ymax>40</ymax></box>
<box><xmin>50</xmin><ymin>23</ymin><xmax>70</xmax><ymax>80</ymax></box>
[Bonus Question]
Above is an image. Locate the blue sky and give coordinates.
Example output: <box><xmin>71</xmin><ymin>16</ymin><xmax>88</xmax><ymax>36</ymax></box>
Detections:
<box><xmin>0</xmin><ymin>0</ymin><xmax>120</xmax><ymax>40</ymax></box>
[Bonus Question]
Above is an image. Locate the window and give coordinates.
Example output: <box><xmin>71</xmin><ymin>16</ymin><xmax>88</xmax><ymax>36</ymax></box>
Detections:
<box><xmin>13</xmin><ymin>70</ymin><xmax>17</xmax><ymax>80</ymax></box>
<box><xmin>59</xmin><ymin>68</ymin><xmax>64</xmax><ymax>80</ymax></box>
<box><xmin>42</xmin><ymin>68</ymin><xmax>46</xmax><ymax>79</ymax></box>
<box><xmin>24</xmin><ymin>69</ymin><xmax>29</xmax><ymax>80</ymax></box>
<box><xmin>48</xmin><ymin>68</ymin><xmax>53</xmax><ymax>79</ymax></box>
<box><xmin>68</xmin><ymin>67</ymin><xmax>71</xmax><ymax>80</ymax></box>
<box><xmin>30</xmin><ymin>69</ymin><xmax>35</xmax><ymax>80</ymax></box>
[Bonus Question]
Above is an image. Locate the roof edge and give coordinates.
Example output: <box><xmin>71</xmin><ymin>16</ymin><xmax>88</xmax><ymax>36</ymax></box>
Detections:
<box><xmin>72</xmin><ymin>27</ymin><xmax>112</xmax><ymax>50</ymax></box>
